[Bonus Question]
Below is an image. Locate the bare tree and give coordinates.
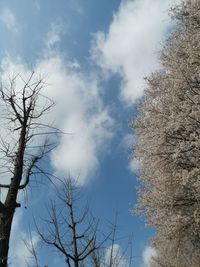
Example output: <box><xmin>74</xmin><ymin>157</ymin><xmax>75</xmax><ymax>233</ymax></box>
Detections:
<box><xmin>29</xmin><ymin>182</ymin><xmax>134</xmax><ymax>267</ymax></box>
<box><xmin>37</xmin><ymin>178</ymin><xmax>107</xmax><ymax>267</ymax></box>
<box><xmin>0</xmin><ymin>72</ymin><xmax>58</xmax><ymax>267</ymax></box>
<box><xmin>90</xmin><ymin>212</ymin><xmax>134</xmax><ymax>267</ymax></box>
<box><xmin>131</xmin><ymin>0</ymin><xmax>200</xmax><ymax>266</ymax></box>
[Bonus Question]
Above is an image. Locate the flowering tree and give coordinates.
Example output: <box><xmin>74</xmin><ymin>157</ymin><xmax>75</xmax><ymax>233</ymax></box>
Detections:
<box><xmin>131</xmin><ymin>1</ymin><xmax>200</xmax><ymax>266</ymax></box>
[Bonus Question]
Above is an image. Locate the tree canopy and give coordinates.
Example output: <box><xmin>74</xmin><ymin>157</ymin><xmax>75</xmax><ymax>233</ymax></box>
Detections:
<box><xmin>132</xmin><ymin>1</ymin><xmax>200</xmax><ymax>266</ymax></box>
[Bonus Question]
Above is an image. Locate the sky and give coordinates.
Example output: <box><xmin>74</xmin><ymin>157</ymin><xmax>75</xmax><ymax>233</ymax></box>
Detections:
<box><xmin>0</xmin><ymin>0</ymin><xmax>181</xmax><ymax>266</ymax></box>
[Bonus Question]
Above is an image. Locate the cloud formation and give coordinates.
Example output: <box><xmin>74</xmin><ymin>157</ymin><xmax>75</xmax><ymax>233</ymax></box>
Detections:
<box><xmin>46</xmin><ymin>23</ymin><xmax>64</xmax><ymax>49</ymax></box>
<box><xmin>92</xmin><ymin>0</ymin><xmax>181</xmax><ymax>104</ymax></box>
<box><xmin>37</xmin><ymin>56</ymin><xmax>113</xmax><ymax>185</ymax></box>
<box><xmin>142</xmin><ymin>246</ymin><xmax>156</xmax><ymax>267</ymax></box>
<box><xmin>0</xmin><ymin>7</ymin><xmax>18</xmax><ymax>34</ymax></box>
<box><xmin>104</xmin><ymin>244</ymin><xmax>129</xmax><ymax>267</ymax></box>
<box><xmin>0</xmin><ymin>51</ymin><xmax>113</xmax><ymax>186</ymax></box>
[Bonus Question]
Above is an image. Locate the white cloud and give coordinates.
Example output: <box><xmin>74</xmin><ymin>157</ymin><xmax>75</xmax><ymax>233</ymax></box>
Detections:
<box><xmin>9</xmin><ymin>210</ymin><xmax>40</xmax><ymax>267</ymax></box>
<box><xmin>0</xmin><ymin>8</ymin><xmax>18</xmax><ymax>34</ymax></box>
<box><xmin>36</xmin><ymin>56</ymin><xmax>113</xmax><ymax>185</ymax></box>
<box><xmin>0</xmin><ymin>50</ymin><xmax>113</xmax><ymax>185</ymax></box>
<box><xmin>142</xmin><ymin>246</ymin><xmax>156</xmax><ymax>267</ymax></box>
<box><xmin>46</xmin><ymin>23</ymin><xmax>63</xmax><ymax>49</ymax></box>
<box><xmin>92</xmin><ymin>0</ymin><xmax>181</xmax><ymax>105</ymax></box>
<box><xmin>104</xmin><ymin>244</ymin><xmax>129</xmax><ymax>267</ymax></box>
<box><xmin>129</xmin><ymin>158</ymin><xmax>140</xmax><ymax>173</ymax></box>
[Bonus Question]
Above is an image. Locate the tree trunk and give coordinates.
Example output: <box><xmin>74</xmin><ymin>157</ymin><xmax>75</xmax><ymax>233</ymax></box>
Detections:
<box><xmin>0</xmin><ymin>211</ymin><xmax>14</xmax><ymax>267</ymax></box>
<box><xmin>0</xmin><ymin>127</ymin><xmax>26</xmax><ymax>266</ymax></box>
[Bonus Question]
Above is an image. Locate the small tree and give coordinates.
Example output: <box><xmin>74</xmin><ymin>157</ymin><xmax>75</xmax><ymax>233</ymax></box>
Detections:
<box><xmin>0</xmin><ymin>72</ymin><xmax>57</xmax><ymax>266</ymax></box>
<box><xmin>37</xmin><ymin>178</ymin><xmax>107</xmax><ymax>267</ymax></box>
<box><xmin>131</xmin><ymin>0</ymin><xmax>200</xmax><ymax>266</ymax></box>
<box><xmin>30</xmin><ymin>182</ymin><xmax>133</xmax><ymax>267</ymax></box>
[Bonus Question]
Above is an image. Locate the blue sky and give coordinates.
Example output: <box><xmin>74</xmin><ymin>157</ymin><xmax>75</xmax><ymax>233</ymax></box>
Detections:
<box><xmin>0</xmin><ymin>0</ymin><xmax>181</xmax><ymax>266</ymax></box>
